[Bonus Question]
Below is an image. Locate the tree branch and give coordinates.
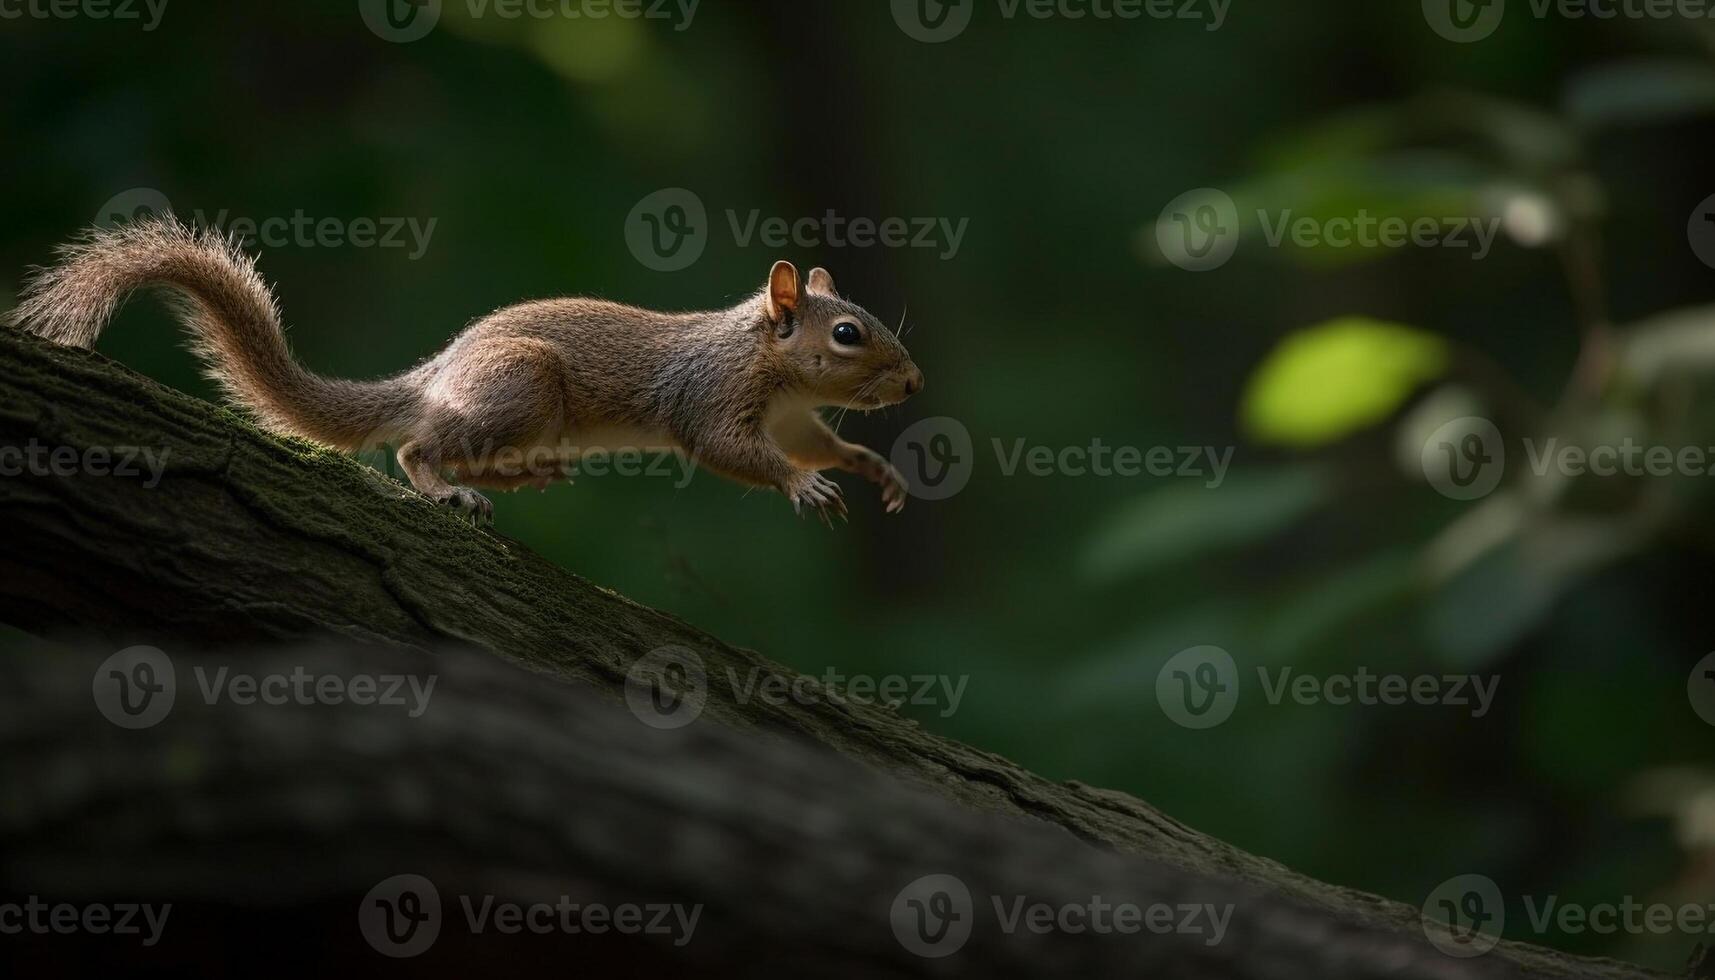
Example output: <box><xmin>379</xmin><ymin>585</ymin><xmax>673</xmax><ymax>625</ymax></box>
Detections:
<box><xmin>0</xmin><ymin>328</ymin><xmax>1667</xmax><ymax>978</ymax></box>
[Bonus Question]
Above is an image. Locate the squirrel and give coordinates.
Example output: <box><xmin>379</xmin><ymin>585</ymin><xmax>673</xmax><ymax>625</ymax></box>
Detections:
<box><xmin>4</xmin><ymin>217</ymin><xmax>924</xmax><ymax>524</ymax></box>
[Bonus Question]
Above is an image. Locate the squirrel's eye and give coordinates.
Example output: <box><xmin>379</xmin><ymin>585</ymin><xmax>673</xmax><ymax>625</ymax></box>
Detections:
<box><xmin>833</xmin><ymin>322</ymin><xmax>862</xmax><ymax>346</ymax></box>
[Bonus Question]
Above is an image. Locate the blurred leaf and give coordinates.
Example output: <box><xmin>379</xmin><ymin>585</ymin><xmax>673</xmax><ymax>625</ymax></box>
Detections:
<box><xmin>1257</xmin><ymin>93</ymin><xmax>1579</xmax><ymax>177</ymax></box>
<box><xmin>1565</xmin><ymin>60</ymin><xmax>1715</xmax><ymax>129</ymax></box>
<box><xmin>1423</xmin><ymin>492</ymin><xmax>1528</xmax><ymax>585</ymax></box>
<box><xmin>526</xmin><ymin>16</ymin><xmax>647</xmax><ymax>83</ymax></box>
<box><xmin>1231</xmin><ymin>156</ymin><xmax>1492</xmax><ymax>269</ymax></box>
<box><xmin>1619</xmin><ymin>304</ymin><xmax>1715</xmax><ymax>385</ymax></box>
<box><xmin>1423</xmin><ymin>516</ymin><xmax>1645</xmax><ymax>668</ymax></box>
<box><xmin>1628</xmin><ymin>769</ymin><xmax>1715</xmax><ymax>854</ymax></box>
<box><xmin>1242</xmin><ymin>317</ymin><xmax>1450</xmax><ymax>447</ymax></box>
<box><xmin>1423</xmin><ymin>536</ymin><xmax>1559</xmax><ymax>668</ymax></box>
<box><xmin>1256</xmin><ymin>105</ymin><xmax>1411</xmax><ymax>173</ymax></box>
<box><xmin>1258</xmin><ymin>550</ymin><xmax>1418</xmax><ymax>666</ymax></box>
<box><xmin>1081</xmin><ymin>465</ymin><xmax>1329</xmax><ymax>580</ymax></box>
<box><xmin>1442</xmin><ymin>92</ymin><xmax>1583</xmax><ymax>173</ymax></box>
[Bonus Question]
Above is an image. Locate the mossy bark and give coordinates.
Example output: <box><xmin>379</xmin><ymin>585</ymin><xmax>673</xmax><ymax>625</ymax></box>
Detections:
<box><xmin>0</xmin><ymin>328</ymin><xmax>1668</xmax><ymax>978</ymax></box>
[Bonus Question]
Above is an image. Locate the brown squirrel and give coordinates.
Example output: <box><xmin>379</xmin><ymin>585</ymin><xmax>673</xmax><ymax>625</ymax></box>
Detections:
<box><xmin>5</xmin><ymin>218</ymin><xmax>924</xmax><ymax>524</ymax></box>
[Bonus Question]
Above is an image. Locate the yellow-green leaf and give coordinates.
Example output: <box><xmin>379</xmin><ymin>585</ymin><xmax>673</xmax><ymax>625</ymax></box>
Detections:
<box><xmin>1242</xmin><ymin>317</ymin><xmax>1449</xmax><ymax>447</ymax></box>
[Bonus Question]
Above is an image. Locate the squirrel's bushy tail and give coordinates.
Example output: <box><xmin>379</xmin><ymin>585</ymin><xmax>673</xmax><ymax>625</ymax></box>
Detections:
<box><xmin>4</xmin><ymin>217</ymin><xmax>415</xmax><ymax>450</ymax></box>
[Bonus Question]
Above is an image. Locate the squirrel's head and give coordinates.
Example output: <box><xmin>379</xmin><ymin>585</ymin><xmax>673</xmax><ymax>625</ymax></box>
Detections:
<box><xmin>759</xmin><ymin>260</ymin><xmax>923</xmax><ymax>409</ymax></box>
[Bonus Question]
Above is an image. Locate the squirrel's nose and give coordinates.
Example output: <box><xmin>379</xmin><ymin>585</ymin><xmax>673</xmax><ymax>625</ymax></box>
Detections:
<box><xmin>903</xmin><ymin>364</ymin><xmax>924</xmax><ymax>397</ymax></box>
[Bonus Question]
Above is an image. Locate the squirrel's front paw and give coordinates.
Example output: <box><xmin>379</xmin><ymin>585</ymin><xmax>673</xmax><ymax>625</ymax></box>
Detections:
<box><xmin>785</xmin><ymin>471</ymin><xmax>847</xmax><ymax>525</ymax></box>
<box><xmin>877</xmin><ymin>462</ymin><xmax>908</xmax><ymax>514</ymax></box>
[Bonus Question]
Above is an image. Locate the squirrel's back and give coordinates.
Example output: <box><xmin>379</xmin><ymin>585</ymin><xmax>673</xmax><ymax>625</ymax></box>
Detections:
<box><xmin>446</xmin><ymin>293</ymin><xmax>772</xmax><ymax>429</ymax></box>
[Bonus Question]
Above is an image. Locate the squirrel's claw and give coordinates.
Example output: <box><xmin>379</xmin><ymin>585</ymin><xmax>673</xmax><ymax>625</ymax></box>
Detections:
<box><xmin>440</xmin><ymin>487</ymin><xmax>494</xmax><ymax>527</ymax></box>
<box><xmin>788</xmin><ymin>471</ymin><xmax>845</xmax><ymax>526</ymax></box>
<box><xmin>875</xmin><ymin>462</ymin><xmax>908</xmax><ymax>514</ymax></box>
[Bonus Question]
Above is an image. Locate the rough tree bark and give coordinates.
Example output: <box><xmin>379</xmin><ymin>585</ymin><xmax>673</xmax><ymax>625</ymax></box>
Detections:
<box><xmin>0</xmin><ymin>328</ymin><xmax>1671</xmax><ymax>978</ymax></box>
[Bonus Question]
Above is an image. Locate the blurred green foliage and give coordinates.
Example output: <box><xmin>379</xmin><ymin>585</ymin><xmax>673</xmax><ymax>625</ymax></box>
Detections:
<box><xmin>6</xmin><ymin>0</ymin><xmax>1715</xmax><ymax>968</ymax></box>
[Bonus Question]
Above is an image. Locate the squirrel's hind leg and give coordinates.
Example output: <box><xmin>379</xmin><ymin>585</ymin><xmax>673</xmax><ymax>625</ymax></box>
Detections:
<box><xmin>396</xmin><ymin>339</ymin><xmax>569</xmax><ymax>524</ymax></box>
<box><xmin>397</xmin><ymin>440</ymin><xmax>493</xmax><ymax>524</ymax></box>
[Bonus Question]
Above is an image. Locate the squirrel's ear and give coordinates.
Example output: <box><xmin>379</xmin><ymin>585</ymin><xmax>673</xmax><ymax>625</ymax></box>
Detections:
<box><xmin>806</xmin><ymin>267</ymin><xmax>837</xmax><ymax>296</ymax></box>
<box><xmin>765</xmin><ymin>260</ymin><xmax>800</xmax><ymax>326</ymax></box>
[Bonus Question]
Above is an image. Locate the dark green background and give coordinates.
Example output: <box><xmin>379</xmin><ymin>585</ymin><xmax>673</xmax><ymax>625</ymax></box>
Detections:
<box><xmin>5</xmin><ymin>0</ymin><xmax>1715</xmax><ymax>968</ymax></box>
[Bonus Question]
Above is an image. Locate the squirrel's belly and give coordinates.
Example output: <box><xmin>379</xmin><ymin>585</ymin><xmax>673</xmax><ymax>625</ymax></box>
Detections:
<box><xmin>557</xmin><ymin>424</ymin><xmax>679</xmax><ymax>455</ymax></box>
